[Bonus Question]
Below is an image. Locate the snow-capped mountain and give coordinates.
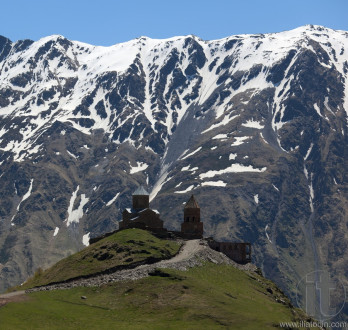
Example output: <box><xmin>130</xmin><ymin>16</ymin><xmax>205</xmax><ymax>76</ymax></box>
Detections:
<box><xmin>0</xmin><ymin>25</ymin><xmax>347</xmax><ymax>317</ymax></box>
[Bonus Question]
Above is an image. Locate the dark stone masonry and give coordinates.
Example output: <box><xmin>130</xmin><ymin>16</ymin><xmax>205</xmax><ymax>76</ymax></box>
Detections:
<box><xmin>119</xmin><ymin>186</ymin><xmax>164</xmax><ymax>232</ymax></box>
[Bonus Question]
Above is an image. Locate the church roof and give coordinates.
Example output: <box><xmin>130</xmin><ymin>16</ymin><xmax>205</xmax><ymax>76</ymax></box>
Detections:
<box><xmin>133</xmin><ymin>186</ymin><xmax>149</xmax><ymax>196</ymax></box>
<box><xmin>185</xmin><ymin>195</ymin><xmax>200</xmax><ymax>209</ymax></box>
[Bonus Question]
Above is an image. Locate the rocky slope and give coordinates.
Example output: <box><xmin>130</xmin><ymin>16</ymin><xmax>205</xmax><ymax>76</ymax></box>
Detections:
<box><xmin>0</xmin><ymin>24</ymin><xmax>347</xmax><ymax>320</ymax></box>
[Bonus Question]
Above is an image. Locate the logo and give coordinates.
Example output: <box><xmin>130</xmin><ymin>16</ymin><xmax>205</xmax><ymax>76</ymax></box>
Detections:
<box><xmin>296</xmin><ymin>270</ymin><xmax>346</xmax><ymax>321</ymax></box>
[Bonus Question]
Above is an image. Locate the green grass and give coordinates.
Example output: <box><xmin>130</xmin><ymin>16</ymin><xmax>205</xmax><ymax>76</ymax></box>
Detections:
<box><xmin>1</xmin><ymin>263</ymin><xmax>318</xmax><ymax>329</ymax></box>
<box><xmin>17</xmin><ymin>229</ymin><xmax>181</xmax><ymax>289</ymax></box>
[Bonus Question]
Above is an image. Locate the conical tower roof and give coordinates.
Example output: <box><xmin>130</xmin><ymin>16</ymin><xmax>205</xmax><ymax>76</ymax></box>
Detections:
<box><xmin>133</xmin><ymin>186</ymin><xmax>149</xmax><ymax>196</ymax></box>
<box><xmin>185</xmin><ymin>195</ymin><xmax>200</xmax><ymax>209</ymax></box>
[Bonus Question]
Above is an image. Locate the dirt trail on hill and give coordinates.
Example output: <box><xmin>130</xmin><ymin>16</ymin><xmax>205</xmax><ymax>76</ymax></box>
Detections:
<box><xmin>159</xmin><ymin>239</ymin><xmax>204</xmax><ymax>264</ymax></box>
<box><xmin>26</xmin><ymin>239</ymin><xmax>257</xmax><ymax>293</ymax></box>
<box><xmin>0</xmin><ymin>290</ymin><xmax>25</xmax><ymax>298</ymax></box>
<box><xmin>0</xmin><ymin>290</ymin><xmax>28</xmax><ymax>307</ymax></box>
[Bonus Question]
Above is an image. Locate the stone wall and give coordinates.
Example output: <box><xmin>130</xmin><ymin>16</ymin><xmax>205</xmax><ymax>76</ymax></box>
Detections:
<box><xmin>207</xmin><ymin>240</ymin><xmax>251</xmax><ymax>264</ymax></box>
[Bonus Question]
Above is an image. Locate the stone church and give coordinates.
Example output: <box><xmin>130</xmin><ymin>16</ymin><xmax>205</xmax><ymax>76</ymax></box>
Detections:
<box><xmin>116</xmin><ymin>186</ymin><xmax>250</xmax><ymax>263</ymax></box>
<box><xmin>119</xmin><ymin>186</ymin><xmax>164</xmax><ymax>232</ymax></box>
<box><xmin>119</xmin><ymin>186</ymin><xmax>203</xmax><ymax>238</ymax></box>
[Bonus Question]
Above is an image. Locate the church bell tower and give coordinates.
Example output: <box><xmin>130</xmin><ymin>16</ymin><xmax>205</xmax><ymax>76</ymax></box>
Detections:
<box><xmin>181</xmin><ymin>195</ymin><xmax>203</xmax><ymax>238</ymax></box>
<box><xmin>132</xmin><ymin>186</ymin><xmax>149</xmax><ymax>211</ymax></box>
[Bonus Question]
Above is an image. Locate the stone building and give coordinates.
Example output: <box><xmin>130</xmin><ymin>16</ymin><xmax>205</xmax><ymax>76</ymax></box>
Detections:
<box><xmin>207</xmin><ymin>240</ymin><xmax>251</xmax><ymax>264</ymax></box>
<box><xmin>181</xmin><ymin>195</ymin><xmax>203</xmax><ymax>239</ymax></box>
<box><xmin>119</xmin><ymin>186</ymin><xmax>165</xmax><ymax>231</ymax></box>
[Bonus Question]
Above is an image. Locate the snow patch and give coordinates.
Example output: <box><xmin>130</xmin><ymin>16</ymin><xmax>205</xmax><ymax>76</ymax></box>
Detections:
<box><xmin>82</xmin><ymin>233</ymin><xmax>90</xmax><ymax>246</ymax></box>
<box><xmin>212</xmin><ymin>134</ymin><xmax>228</xmax><ymax>140</ymax></box>
<box><xmin>242</xmin><ymin>120</ymin><xmax>264</xmax><ymax>129</ymax></box>
<box><xmin>16</xmin><ymin>179</ymin><xmax>33</xmax><ymax>211</ymax></box>
<box><xmin>260</xmin><ymin>132</ymin><xmax>268</xmax><ymax>144</ymax></box>
<box><xmin>11</xmin><ymin>179</ymin><xmax>34</xmax><ymax>224</ymax></box>
<box><xmin>174</xmin><ymin>185</ymin><xmax>195</xmax><ymax>194</ymax></box>
<box><xmin>231</xmin><ymin>136</ymin><xmax>251</xmax><ymax>146</ymax></box>
<box><xmin>309</xmin><ymin>181</ymin><xmax>314</xmax><ymax>213</ymax></box>
<box><xmin>106</xmin><ymin>192</ymin><xmax>120</xmax><ymax>206</ymax></box>
<box><xmin>265</xmin><ymin>225</ymin><xmax>272</xmax><ymax>243</ymax></box>
<box><xmin>65</xmin><ymin>186</ymin><xmax>89</xmax><ymax>226</ymax></box>
<box><xmin>304</xmin><ymin>143</ymin><xmax>313</xmax><ymax>161</ymax></box>
<box><xmin>202</xmin><ymin>114</ymin><xmax>238</xmax><ymax>134</ymax></box>
<box><xmin>202</xmin><ymin>180</ymin><xmax>227</xmax><ymax>187</ymax></box>
<box><xmin>53</xmin><ymin>227</ymin><xmax>59</xmax><ymax>237</ymax></box>
<box><xmin>229</xmin><ymin>153</ymin><xmax>237</xmax><ymax>160</ymax></box>
<box><xmin>199</xmin><ymin>164</ymin><xmax>266</xmax><ymax>179</ymax></box>
<box><xmin>181</xmin><ymin>165</ymin><xmax>198</xmax><ymax>172</ymax></box>
<box><xmin>272</xmin><ymin>184</ymin><xmax>279</xmax><ymax>192</ymax></box>
<box><xmin>313</xmin><ymin>103</ymin><xmax>322</xmax><ymax>117</ymax></box>
<box><xmin>145</xmin><ymin>146</ymin><xmax>156</xmax><ymax>154</ymax></box>
<box><xmin>178</xmin><ymin>149</ymin><xmax>189</xmax><ymax>159</ymax></box>
<box><xmin>181</xmin><ymin>147</ymin><xmax>202</xmax><ymax>160</ymax></box>
<box><xmin>130</xmin><ymin>161</ymin><xmax>148</xmax><ymax>174</ymax></box>
<box><xmin>67</xmin><ymin>150</ymin><xmax>78</xmax><ymax>159</ymax></box>
<box><xmin>254</xmin><ymin>194</ymin><xmax>259</xmax><ymax>204</ymax></box>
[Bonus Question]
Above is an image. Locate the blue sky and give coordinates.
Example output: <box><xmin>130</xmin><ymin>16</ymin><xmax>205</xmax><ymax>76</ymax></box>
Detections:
<box><xmin>1</xmin><ymin>0</ymin><xmax>347</xmax><ymax>46</ymax></box>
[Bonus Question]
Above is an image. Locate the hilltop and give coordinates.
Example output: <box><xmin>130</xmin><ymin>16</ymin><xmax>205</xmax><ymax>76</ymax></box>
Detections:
<box><xmin>15</xmin><ymin>229</ymin><xmax>181</xmax><ymax>289</ymax></box>
<box><xmin>0</xmin><ymin>229</ymin><xmax>319</xmax><ymax>329</ymax></box>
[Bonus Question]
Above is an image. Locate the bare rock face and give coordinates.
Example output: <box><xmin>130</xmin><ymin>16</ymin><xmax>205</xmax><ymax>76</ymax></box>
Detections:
<box><xmin>0</xmin><ymin>25</ymin><xmax>347</xmax><ymax>320</ymax></box>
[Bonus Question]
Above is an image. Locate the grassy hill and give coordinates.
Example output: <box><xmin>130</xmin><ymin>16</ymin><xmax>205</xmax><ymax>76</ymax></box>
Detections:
<box><xmin>17</xmin><ymin>229</ymin><xmax>181</xmax><ymax>289</ymax></box>
<box><xmin>1</xmin><ymin>264</ymin><xmax>318</xmax><ymax>329</ymax></box>
<box><xmin>1</xmin><ymin>229</ymin><xmax>319</xmax><ymax>329</ymax></box>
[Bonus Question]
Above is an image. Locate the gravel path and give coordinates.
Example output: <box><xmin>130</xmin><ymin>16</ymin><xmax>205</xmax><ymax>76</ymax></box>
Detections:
<box><xmin>0</xmin><ymin>290</ymin><xmax>28</xmax><ymax>307</ymax></box>
<box><xmin>27</xmin><ymin>239</ymin><xmax>256</xmax><ymax>293</ymax></box>
<box><xmin>0</xmin><ymin>290</ymin><xmax>26</xmax><ymax>298</ymax></box>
